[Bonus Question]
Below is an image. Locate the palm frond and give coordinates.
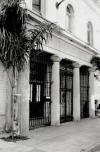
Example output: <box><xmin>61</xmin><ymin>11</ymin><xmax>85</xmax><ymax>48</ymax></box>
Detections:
<box><xmin>0</xmin><ymin>0</ymin><xmax>55</xmax><ymax>72</ymax></box>
<box><xmin>0</xmin><ymin>0</ymin><xmax>27</xmax><ymax>35</ymax></box>
<box><xmin>29</xmin><ymin>22</ymin><xmax>55</xmax><ymax>51</ymax></box>
<box><xmin>0</xmin><ymin>27</ymin><xmax>29</xmax><ymax>71</ymax></box>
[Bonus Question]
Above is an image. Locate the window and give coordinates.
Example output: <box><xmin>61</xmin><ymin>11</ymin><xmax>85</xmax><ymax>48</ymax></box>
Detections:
<box><xmin>87</xmin><ymin>22</ymin><xmax>93</xmax><ymax>46</ymax></box>
<box><xmin>66</xmin><ymin>4</ymin><xmax>74</xmax><ymax>32</ymax></box>
<box><xmin>32</xmin><ymin>0</ymin><xmax>41</xmax><ymax>11</ymax></box>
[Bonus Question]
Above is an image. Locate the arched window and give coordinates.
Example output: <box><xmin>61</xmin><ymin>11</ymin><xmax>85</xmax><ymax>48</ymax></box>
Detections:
<box><xmin>66</xmin><ymin>4</ymin><xmax>74</xmax><ymax>32</ymax></box>
<box><xmin>87</xmin><ymin>22</ymin><xmax>93</xmax><ymax>45</ymax></box>
<box><xmin>32</xmin><ymin>0</ymin><xmax>41</xmax><ymax>11</ymax></box>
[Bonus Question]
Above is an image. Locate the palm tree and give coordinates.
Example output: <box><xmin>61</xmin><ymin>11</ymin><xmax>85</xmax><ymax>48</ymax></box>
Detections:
<box><xmin>0</xmin><ymin>0</ymin><xmax>54</xmax><ymax>137</ymax></box>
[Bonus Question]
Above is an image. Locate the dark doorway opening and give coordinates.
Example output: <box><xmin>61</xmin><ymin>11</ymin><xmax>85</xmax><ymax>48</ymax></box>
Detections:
<box><xmin>29</xmin><ymin>52</ymin><xmax>52</xmax><ymax>129</ymax></box>
<box><xmin>80</xmin><ymin>66</ymin><xmax>89</xmax><ymax>118</ymax></box>
<box><xmin>60</xmin><ymin>60</ymin><xmax>73</xmax><ymax>123</ymax></box>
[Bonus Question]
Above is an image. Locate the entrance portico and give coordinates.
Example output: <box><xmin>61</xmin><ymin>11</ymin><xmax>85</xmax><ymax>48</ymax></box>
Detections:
<box><xmin>28</xmin><ymin>52</ymin><xmax>95</xmax><ymax>130</ymax></box>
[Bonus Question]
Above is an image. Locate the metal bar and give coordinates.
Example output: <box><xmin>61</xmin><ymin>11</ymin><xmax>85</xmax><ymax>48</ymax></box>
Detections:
<box><xmin>60</xmin><ymin>64</ymin><xmax>73</xmax><ymax>123</ymax></box>
<box><xmin>29</xmin><ymin>54</ymin><xmax>51</xmax><ymax>129</ymax></box>
<box><xmin>56</xmin><ymin>0</ymin><xmax>65</xmax><ymax>8</ymax></box>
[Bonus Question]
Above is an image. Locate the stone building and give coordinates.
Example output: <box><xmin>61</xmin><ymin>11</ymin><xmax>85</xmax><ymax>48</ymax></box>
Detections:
<box><xmin>0</xmin><ymin>0</ymin><xmax>100</xmax><ymax>135</ymax></box>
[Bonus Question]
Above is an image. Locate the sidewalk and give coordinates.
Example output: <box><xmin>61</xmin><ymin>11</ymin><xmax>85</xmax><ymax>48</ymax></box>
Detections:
<box><xmin>1</xmin><ymin>118</ymin><xmax>100</xmax><ymax>152</ymax></box>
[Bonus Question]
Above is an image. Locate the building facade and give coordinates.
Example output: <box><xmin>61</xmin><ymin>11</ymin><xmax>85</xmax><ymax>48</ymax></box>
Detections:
<box><xmin>0</xmin><ymin>0</ymin><xmax>100</xmax><ymax>135</ymax></box>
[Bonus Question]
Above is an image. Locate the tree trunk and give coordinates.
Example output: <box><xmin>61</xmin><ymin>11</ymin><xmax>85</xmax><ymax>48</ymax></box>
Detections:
<box><xmin>11</xmin><ymin>67</ymin><xmax>20</xmax><ymax>138</ymax></box>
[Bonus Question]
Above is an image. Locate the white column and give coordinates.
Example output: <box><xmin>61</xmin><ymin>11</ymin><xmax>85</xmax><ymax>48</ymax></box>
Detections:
<box><xmin>89</xmin><ymin>68</ymin><xmax>95</xmax><ymax>118</ymax></box>
<box><xmin>51</xmin><ymin>55</ymin><xmax>61</xmax><ymax>126</ymax></box>
<box><xmin>73</xmin><ymin>63</ymin><xmax>80</xmax><ymax>121</ymax></box>
<box><xmin>18</xmin><ymin>63</ymin><xmax>30</xmax><ymax>136</ymax></box>
<box><xmin>24</xmin><ymin>0</ymin><xmax>32</xmax><ymax>10</ymax></box>
<box><xmin>41</xmin><ymin>0</ymin><xmax>46</xmax><ymax>17</ymax></box>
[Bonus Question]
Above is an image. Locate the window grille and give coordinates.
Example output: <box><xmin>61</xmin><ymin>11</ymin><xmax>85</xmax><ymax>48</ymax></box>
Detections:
<box><xmin>29</xmin><ymin>53</ymin><xmax>52</xmax><ymax>129</ymax></box>
<box><xmin>60</xmin><ymin>61</ymin><xmax>73</xmax><ymax>123</ymax></box>
<box><xmin>80</xmin><ymin>67</ymin><xmax>89</xmax><ymax>118</ymax></box>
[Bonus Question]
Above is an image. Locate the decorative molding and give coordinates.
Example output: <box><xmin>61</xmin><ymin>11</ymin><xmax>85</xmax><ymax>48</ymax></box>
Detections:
<box><xmin>89</xmin><ymin>67</ymin><xmax>96</xmax><ymax>73</ymax></box>
<box><xmin>27</xmin><ymin>9</ymin><xmax>100</xmax><ymax>56</ymax></box>
<box><xmin>43</xmin><ymin>45</ymin><xmax>92</xmax><ymax>67</ymax></box>
<box><xmin>51</xmin><ymin>55</ymin><xmax>61</xmax><ymax>62</ymax></box>
<box><xmin>73</xmin><ymin>62</ymin><xmax>81</xmax><ymax>68</ymax></box>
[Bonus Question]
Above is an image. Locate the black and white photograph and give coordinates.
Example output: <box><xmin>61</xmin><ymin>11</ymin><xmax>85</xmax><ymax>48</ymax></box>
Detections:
<box><xmin>0</xmin><ymin>0</ymin><xmax>100</xmax><ymax>151</ymax></box>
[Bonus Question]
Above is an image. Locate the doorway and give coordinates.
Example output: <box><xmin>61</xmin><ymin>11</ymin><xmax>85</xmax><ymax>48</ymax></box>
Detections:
<box><xmin>60</xmin><ymin>61</ymin><xmax>73</xmax><ymax>123</ymax></box>
<box><xmin>80</xmin><ymin>66</ymin><xmax>89</xmax><ymax>118</ymax></box>
<box><xmin>29</xmin><ymin>53</ymin><xmax>52</xmax><ymax>129</ymax></box>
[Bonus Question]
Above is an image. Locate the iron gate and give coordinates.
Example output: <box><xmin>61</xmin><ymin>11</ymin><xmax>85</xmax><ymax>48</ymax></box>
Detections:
<box><xmin>60</xmin><ymin>61</ymin><xmax>73</xmax><ymax>123</ymax></box>
<box><xmin>29</xmin><ymin>53</ymin><xmax>51</xmax><ymax>129</ymax></box>
<box><xmin>80</xmin><ymin>66</ymin><xmax>89</xmax><ymax>118</ymax></box>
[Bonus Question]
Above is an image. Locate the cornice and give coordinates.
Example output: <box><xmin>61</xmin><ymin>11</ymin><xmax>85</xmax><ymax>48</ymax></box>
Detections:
<box><xmin>26</xmin><ymin>9</ymin><xmax>100</xmax><ymax>57</ymax></box>
<box><xmin>26</xmin><ymin>9</ymin><xmax>47</xmax><ymax>24</ymax></box>
<box><xmin>53</xmin><ymin>30</ymin><xmax>99</xmax><ymax>56</ymax></box>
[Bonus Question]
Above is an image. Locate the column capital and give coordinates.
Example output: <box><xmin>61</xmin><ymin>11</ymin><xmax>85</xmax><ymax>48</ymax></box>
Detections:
<box><xmin>51</xmin><ymin>55</ymin><xmax>61</xmax><ymax>62</ymax></box>
<box><xmin>73</xmin><ymin>62</ymin><xmax>81</xmax><ymax>68</ymax></box>
<box><xmin>89</xmin><ymin>67</ymin><xmax>96</xmax><ymax>73</ymax></box>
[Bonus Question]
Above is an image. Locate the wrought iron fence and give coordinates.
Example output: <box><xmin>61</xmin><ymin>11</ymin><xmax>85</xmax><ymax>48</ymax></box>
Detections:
<box><xmin>29</xmin><ymin>99</ymin><xmax>51</xmax><ymax>129</ymax></box>
<box><xmin>80</xmin><ymin>67</ymin><xmax>89</xmax><ymax>118</ymax></box>
<box><xmin>60</xmin><ymin>61</ymin><xmax>73</xmax><ymax>123</ymax></box>
<box><xmin>29</xmin><ymin>52</ymin><xmax>52</xmax><ymax>129</ymax></box>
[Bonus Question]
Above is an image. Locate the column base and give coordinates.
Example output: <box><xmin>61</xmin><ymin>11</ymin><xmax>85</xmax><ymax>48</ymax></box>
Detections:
<box><xmin>73</xmin><ymin>118</ymin><xmax>80</xmax><ymax>122</ymax></box>
<box><xmin>51</xmin><ymin>120</ymin><xmax>60</xmax><ymax>126</ymax></box>
<box><xmin>89</xmin><ymin>113</ymin><xmax>95</xmax><ymax>118</ymax></box>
